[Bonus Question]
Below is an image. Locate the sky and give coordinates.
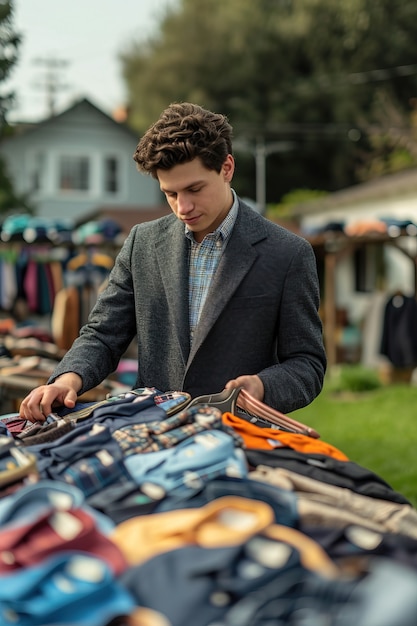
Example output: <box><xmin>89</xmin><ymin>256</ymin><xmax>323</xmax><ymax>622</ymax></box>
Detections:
<box><xmin>5</xmin><ymin>0</ymin><xmax>178</xmax><ymax>122</ymax></box>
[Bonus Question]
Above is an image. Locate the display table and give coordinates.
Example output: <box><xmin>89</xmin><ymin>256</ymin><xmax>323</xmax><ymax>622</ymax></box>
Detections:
<box><xmin>0</xmin><ymin>372</ymin><xmax>119</xmax><ymax>413</ymax></box>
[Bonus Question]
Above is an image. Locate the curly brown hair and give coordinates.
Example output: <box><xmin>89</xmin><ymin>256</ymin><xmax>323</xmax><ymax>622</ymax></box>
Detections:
<box><xmin>133</xmin><ymin>102</ymin><xmax>233</xmax><ymax>179</ymax></box>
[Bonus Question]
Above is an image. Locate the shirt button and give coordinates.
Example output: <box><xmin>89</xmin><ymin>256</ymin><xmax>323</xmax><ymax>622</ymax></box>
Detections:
<box><xmin>209</xmin><ymin>591</ymin><xmax>231</xmax><ymax>607</ymax></box>
<box><xmin>238</xmin><ymin>560</ymin><xmax>265</xmax><ymax>579</ymax></box>
<box><xmin>1</xmin><ymin>551</ymin><xmax>15</xmax><ymax>564</ymax></box>
<box><xmin>3</xmin><ymin>608</ymin><xmax>19</xmax><ymax>623</ymax></box>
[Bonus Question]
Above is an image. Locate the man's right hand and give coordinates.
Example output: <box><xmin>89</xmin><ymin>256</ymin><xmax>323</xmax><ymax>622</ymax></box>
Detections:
<box><xmin>19</xmin><ymin>372</ymin><xmax>83</xmax><ymax>423</ymax></box>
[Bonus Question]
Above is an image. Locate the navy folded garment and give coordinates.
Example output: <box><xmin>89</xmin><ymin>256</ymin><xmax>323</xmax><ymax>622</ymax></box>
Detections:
<box><xmin>154</xmin><ymin>474</ymin><xmax>298</xmax><ymax>528</ymax></box>
<box><xmin>0</xmin><ymin>552</ymin><xmax>135</xmax><ymax>626</ymax></box>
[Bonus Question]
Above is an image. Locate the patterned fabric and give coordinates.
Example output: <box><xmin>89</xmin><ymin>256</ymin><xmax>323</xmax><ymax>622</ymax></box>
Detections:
<box><xmin>0</xmin><ymin>413</ymin><xmax>29</xmax><ymax>435</ymax></box>
<box><xmin>0</xmin><ymin>438</ymin><xmax>37</xmax><ymax>490</ymax></box>
<box><xmin>56</xmin><ymin>387</ymin><xmax>158</xmax><ymax>423</ymax></box>
<box><xmin>186</xmin><ymin>192</ymin><xmax>238</xmax><ymax>339</ymax></box>
<box><xmin>124</xmin><ymin>429</ymin><xmax>248</xmax><ymax>498</ymax></box>
<box><xmin>61</xmin><ymin>452</ymin><xmax>130</xmax><ymax>500</ymax></box>
<box><xmin>153</xmin><ymin>391</ymin><xmax>191</xmax><ymax>415</ymax></box>
<box><xmin>32</xmin><ymin>422</ymin><xmax>131</xmax><ymax>498</ymax></box>
<box><xmin>112</xmin><ymin>405</ymin><xmax>243</xmax><ymax>457</ymax></box>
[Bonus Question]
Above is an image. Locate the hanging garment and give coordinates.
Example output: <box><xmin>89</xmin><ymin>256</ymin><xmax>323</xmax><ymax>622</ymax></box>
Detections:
<box><xmin>51</xmin><ymin>286</ymin><xmax>81</xmax><ymax>350</ymax></box>
<box><xmin>0</xmin><ymin>257</ymin><xmax>18</xmax><ymax>311</ymax></box>
<box><xmin>380</xmin><ymin>293</ymin><xmax>417</xmax><ymax>367</ymax></box>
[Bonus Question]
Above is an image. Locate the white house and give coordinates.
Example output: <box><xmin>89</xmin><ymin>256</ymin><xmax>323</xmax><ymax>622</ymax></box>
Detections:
<box><xmin>291</xmin><ymin>168</ymin><xmax>417</xmax><ymax>372</ymax></box>
<box><xmin>0</xmin><ymin>97</ymin><xmax>167</xmax><ymax>224</ymax></box>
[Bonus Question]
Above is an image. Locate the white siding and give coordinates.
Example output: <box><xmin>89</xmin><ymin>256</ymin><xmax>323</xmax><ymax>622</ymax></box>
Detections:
<box><xmin>0</xmin><ymin>99</ymin><xmax>162</xmax><ymax>221</ymax></box>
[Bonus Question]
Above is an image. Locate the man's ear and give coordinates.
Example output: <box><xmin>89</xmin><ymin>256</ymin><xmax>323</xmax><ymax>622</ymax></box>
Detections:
<box><xmin>222</xmin><ymin>154</ymin><xmax>235</xmax><ymax>182</ymax></box>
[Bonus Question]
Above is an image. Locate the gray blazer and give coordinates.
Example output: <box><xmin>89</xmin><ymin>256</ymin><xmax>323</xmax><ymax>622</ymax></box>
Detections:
<box><xmin>51</xmin><ymin>199</ymin><xmax>326</xmax><ymax>413</ymax></box>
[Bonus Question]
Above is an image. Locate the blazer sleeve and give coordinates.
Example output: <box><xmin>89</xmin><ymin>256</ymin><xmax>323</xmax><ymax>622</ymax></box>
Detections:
<box><xmin>49</xmin><ymin>230</ymin><xmax>138</xmax><ymax>394</ymax></box>
<box><xmin>259</xmin><ymin>235</ymin><xmax>326</xmax><ymax>412</ymax></box>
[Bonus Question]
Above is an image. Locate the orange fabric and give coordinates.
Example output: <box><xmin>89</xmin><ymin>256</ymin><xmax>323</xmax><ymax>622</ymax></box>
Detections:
<box><xmin>0</xmin><ymin>318</ymin><xmax>15</xmax><ymax>334</ymax></box>
<box><xmin>222</xmin><ymin>413</ymin><xmax>349</xmax><ymax>461</ymax></box>
<box><xmin>344</xmin><ymin>220</ymin><xmax>387</xmax><ymax>237</ymax></box>
<box><xmin>111</xmin><ymin>496</ymin><xmax>274</xmax><ymax>566</ymax></box>
<box><xmin>127</xmin><ymin>608</ymin><xmax>172</xmax><ymax>626</ymax></box>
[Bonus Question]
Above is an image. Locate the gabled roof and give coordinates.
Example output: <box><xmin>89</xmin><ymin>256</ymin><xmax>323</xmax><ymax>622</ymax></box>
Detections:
<box><xmin>291</xmin><ymin>167</ymin><xmax>417</xmax><ymax>218</ymax></box>
<box><xmin>6</xmin><ymin>97</ymin><xmax>138</xmax><ymax>140</ymax></box>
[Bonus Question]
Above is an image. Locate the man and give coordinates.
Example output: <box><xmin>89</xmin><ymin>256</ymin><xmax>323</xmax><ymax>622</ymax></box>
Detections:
<box><xmin>19</xmin><ymin>102</ymin><xmax>326</xmax><ymax>423</ymax></box>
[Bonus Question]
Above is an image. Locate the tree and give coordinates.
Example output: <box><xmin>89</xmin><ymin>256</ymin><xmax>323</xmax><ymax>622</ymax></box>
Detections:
<box><xmin>120</xmin><ymin>0</ymin><xmax>417</xmax><ymax>202</ymax></box>
<box><xmin>0</xmin><ymin>1</ymin><xmax>31</xmax><ymax>215</ymax></box>
<box><xmin>0</xmin><ymin>1</ymin><xmax>20</xmax><ymax>132</ymax></box>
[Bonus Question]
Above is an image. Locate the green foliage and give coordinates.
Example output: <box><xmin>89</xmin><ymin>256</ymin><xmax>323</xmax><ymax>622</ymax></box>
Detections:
<box><xmin>357</xmin><ymin>147</ymin><xmax>417</xmax><ymax>180</ymax></box>
<box><xmin>266</xmin><ymin>188</ymin><xmax>329</xmax><ymax>218</ymax></box>
<box><xmin>292</xmin><ymin>373</ymin><xmax>417</xmax><ymax>507</ymax></box>
<box><xmin>355</xmin><ymin>91</ymin><xmax>417</xmax><ymax>180</ymax></box>
<box><xmin>120</xmin><ymin>0</ymin><xmax>417</xmax><ymax>201</ymax></box>
<box><xmin>326</xmin><ymin>365</ymin><xmax>382</xmax><ymax>393</ymax></box>
<box><xmin>0</xmin><ymin>156</ymin><xmax>33</xmax><ymax>215</ymax></box>
<box><xmin>0</xmin><ymin>1</ymin><xmax>20</xmax><ymax>132</ymax></box>
<box><xmin>0</xmin><ymin>2</ymin><xmax>25</xmax><ymax>214</ymax></box>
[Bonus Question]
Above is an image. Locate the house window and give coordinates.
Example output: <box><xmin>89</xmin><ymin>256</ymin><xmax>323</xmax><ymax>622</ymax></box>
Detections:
<box><xmin>354</xmin><ymin>244</ymin><xmax>384</xmax><ymax>292</ymax></box>
<box><xmin>59</xmin><ymin>156</ymin><xmax>90</xmax><ymax>191</ymax></box>
<box><xmin>104</xmin><ymin>156</ymin><xmax>119</xmax><ymax>193</ymax></box>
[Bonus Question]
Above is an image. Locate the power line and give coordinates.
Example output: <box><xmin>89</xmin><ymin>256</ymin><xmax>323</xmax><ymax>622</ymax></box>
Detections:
<box><xmin>32</xmin><ymin>57</ymin><xmax>70</xmax><ymax>117</ymax></box>
<box><xmin>308</xmin><ymin>63</ymin><xmax>417</xmax><ymax>92</ymax></box>
<box><xmin>347</xmin><ymin>63</ymin><xmax>417</xmax><ymax>84</ymax></box>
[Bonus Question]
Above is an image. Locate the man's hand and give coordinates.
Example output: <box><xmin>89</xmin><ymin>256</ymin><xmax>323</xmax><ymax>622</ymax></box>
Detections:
<box><xmin>19</xmin><ymin>372</ymin><xmax>83</xmax><ymax>423</ymax></box>
<box><xmin>224</xmin><ymin>374</ymin><xmax>264</xmax><ymax>401</ymax></box>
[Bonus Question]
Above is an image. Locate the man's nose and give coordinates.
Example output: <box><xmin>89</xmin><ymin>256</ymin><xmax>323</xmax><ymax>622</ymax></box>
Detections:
<box><xmin>177</xmin><ymin>193</ymin><xmax>193</xmax><ymax>214</ymax></box>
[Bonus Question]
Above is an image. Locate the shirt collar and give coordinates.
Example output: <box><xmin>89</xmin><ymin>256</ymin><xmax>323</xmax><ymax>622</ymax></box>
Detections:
<box><xmin>185</xmin><ymin>189</ymin><xmax>239</xmax><ymax>243</ymax></box>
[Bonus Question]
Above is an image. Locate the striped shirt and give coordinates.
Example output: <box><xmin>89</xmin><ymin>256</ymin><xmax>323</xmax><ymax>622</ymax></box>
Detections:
<box><xmin>186</xmin><ymin>190</ymin><xmax>239</xmax><ymax>341</ymax></box>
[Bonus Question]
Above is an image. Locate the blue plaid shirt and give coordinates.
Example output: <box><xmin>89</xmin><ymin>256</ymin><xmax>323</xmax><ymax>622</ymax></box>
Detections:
<box><xmin>186</xmin><ymin>190</ymin><xmax>239</xmax><ymax>342</ymax></box>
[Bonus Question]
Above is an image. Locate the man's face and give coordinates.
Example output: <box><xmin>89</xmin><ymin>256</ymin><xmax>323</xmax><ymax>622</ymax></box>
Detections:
<box><xmin>157</xmin><ymin>155</ymin><xmax>235</xmax><ymax>243</ymax></box>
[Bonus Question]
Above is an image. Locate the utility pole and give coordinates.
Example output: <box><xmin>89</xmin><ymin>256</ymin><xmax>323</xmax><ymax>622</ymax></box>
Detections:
<box><xmin>32</xmin><ymin>57</ymin><xmax>70</xmax><ymax>117</ymax></box>
<box><xmin>234</xmin><ymin>136</ymin><xmax>294</xmax><ymax>213</ymax></box>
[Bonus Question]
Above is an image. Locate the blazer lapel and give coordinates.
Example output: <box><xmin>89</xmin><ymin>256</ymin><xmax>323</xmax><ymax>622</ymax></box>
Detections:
<box><xmin>187</xmin><ymin>206</ymin><xmax>267</xmax><ymax>364</ymax></box>
<box><xmin>155</xmin><ymin>220</ymin><xmax>191</xmax><ymax>364</ymax></box>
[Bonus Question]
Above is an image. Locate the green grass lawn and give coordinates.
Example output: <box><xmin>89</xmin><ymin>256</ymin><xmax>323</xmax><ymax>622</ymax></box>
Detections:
<box><xmin>291</xmin><ymin>378</ymin><xmax>417</xmax><ymax>508</ymax></box>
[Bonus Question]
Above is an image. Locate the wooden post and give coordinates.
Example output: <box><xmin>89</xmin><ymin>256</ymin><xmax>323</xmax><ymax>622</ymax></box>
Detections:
<box><xmin>324</xmin><ymin>251</ymin><xmax>337</xmax><ymax>369</ymax></box>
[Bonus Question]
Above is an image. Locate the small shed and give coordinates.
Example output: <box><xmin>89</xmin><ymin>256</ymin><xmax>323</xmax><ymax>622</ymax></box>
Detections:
<box><xmin>290</xmin><ymin>168</ymin><xmax>417</xmax><ymax>371</ymax></box>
